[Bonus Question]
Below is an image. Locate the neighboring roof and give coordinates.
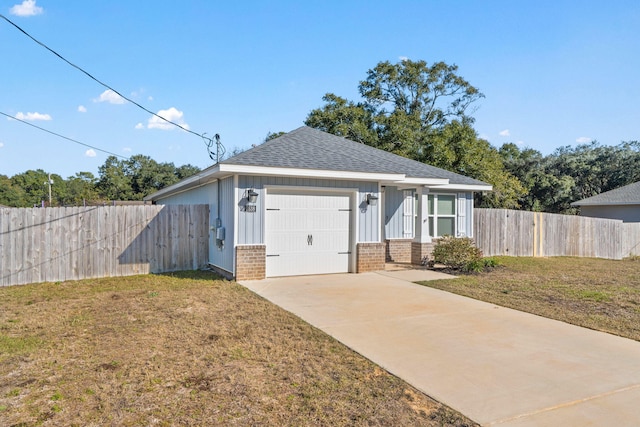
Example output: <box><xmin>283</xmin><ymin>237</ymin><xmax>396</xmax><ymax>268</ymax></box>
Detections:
<box><xmin>146</xmin><ymin>126</ymin><xmax>491</xmax><ymax>201</ymax></box>
<box><xmin>572</xmin><ymin>181</ymin><xmax>640</xmax><ymax>206</ymax></box>
<box><xmin>224</xmin><ymin>126</ymin><xmax>487</xmax><ymax>186</ymax></box>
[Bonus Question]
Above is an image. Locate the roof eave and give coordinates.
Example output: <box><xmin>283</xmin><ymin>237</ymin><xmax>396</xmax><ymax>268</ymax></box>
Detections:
<box><xmin>388</xmin><ymin>177</ymin><xmax>449</xmax><ymax>186</ymax></box>
<box><xmin>219</xmin><ymin>163</ymin><xmax>406</xmax><ymax>182</ymax></box>
<box><xmin>144</xmin><ymin>164</ymin><xmax>225</xmax><ymax>201</ymax></box>
<box><xmin>429</xmin><ymin>183</ymin><xmax>493</xmax><ymax>191</ymax></box>
<box><xmin>572</xmin><ymin>201</ymin><xmax>640</xmax><ymax>207</ymax></box>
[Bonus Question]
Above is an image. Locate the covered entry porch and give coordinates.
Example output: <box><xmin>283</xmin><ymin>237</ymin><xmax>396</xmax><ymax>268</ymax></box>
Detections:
<box><xmin>381</xmin><ymin>185</ymin><xmax>476</xmax><ymax>265</ymax></box>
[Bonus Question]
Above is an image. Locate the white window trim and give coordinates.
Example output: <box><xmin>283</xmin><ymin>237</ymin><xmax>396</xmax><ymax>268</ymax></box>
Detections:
<box><xmin>428</xmin><ymin>193</ymin><xmax>457</xmax><ymax>238</ymax></box>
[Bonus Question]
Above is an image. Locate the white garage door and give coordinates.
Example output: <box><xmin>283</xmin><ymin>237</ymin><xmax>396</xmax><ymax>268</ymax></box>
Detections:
<box><xmin>266</xmin><ymin>191</ymin><xmax>352</xmax><ymax>277</ymax></box>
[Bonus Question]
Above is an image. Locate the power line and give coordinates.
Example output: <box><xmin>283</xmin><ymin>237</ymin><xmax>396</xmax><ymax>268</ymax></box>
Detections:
<box><xmin>1</xmin><ymin>111</ymin><xmax>129</xmax><ymax>159</ymax></box>
<box><xmin>0</xmin><ymin>13</ymin><xmax>223</xmax><ymax>160</ymax></box>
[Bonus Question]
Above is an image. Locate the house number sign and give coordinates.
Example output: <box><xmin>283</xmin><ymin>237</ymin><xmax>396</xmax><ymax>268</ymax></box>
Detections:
<box><xmin>241</xmin><ymin>205</ymin><xmax>257</xmax><ymax>212</ymax></box>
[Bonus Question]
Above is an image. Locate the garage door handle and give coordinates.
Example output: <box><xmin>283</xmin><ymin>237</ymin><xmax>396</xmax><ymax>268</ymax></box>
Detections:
<box><xmin>307</xmin><ymin>234</ymin><xmax>313</xmax><ymax>246</ymax></box>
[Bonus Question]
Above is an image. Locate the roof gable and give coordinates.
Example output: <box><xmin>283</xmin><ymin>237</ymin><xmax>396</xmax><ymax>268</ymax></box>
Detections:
<box><xmin>223</xmin><ymin>126</ymin><xmax>487</xmax><ymax>186</ymax></box>
<box><xmin>572</xmin><ymin>181</ymin><xmax>640</xmax><ymax>206</ymax></box>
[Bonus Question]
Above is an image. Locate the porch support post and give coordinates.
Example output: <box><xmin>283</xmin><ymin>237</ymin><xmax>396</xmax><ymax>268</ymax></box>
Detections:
<box><xmin>414</xmin><ymin>186</ymin><xmax>431</xmax><ymax>244</ymax></box>
<box><xmin>411</xmin><ymin>186</ymin><xmax>433</xmax><ymax>265</ymax></box>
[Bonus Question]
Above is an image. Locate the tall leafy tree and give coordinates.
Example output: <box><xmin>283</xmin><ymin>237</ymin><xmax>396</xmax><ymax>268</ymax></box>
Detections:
<box><xmin>305</xmin><ymin>59</ymin><xmax>523</xmax><ymax>208</ymax></box>
<box><xmin>0</xmin><ymin>174</ymin><xmax>27</xmax><ymax>207</ymax></box>
<box><xmin>97</xmin><ymin>156</ymin><xmax>133</xmax><ymax>200</ymax></box>
<box><xmin>60</xmin><ymin>172</ymin><xmax>99</xmax><ymax>206</ymax></box>
<box><xmin>176</xmin><ymin>164</ymin><xmax>201</xmax><ymax>180</ymax></box>
<box><xmin>97</xmin><ymin>155</ymin><xmax>202</xmax><ymax>201</ymax></box>
<box><xmin>9</xmin><ymin>169</ymin><xmax>64</xmax><ymax>207</ymax></box>
<box><xmin>427</xmin><ymin>121</ymin><xmax>525</xmax><ymax>209</ymax></box>
<box><xmin>499</xmin><ymin>141</ymin><xmax>640</xmax><ymax>213</ymax></box>
<box><xmin>305</xmin><ymin>94</ymin><xmax>379</xmax><ymax>146</ymax></box>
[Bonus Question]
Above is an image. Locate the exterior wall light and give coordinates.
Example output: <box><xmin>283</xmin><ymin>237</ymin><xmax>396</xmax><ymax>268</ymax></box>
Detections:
<box><xmin>247</xmin><ymin>189</ymin><xmax>259</xmax><ymax>204</ymax></box>
<box><xmin>366</xmin><ymin>193</ymin><xmax>379</xmax><ymax>206</ymax></box>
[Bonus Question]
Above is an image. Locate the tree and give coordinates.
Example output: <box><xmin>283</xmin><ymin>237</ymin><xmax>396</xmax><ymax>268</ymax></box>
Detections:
<box><xmin>10</xmin><ymin>169</ymin><xmax>58</xmax><ymax>207</ymax></box>
<box><xmin>61</xmin><ymin>172</ymin><xmax>99</xmax><ymax>206</ymax></box>
<box><xmin>305</xmin><ymin>59</ymin><xmax>523</xmax><ymax>208</ymax></box>
<box><xmin>359</xmin><ymin>60</ymin><xmax>483</xmax><ymax>130</ymax></box>
<box><xmin>0</xmin><ymin>174</ymin><xmax>27</xmax><ymax>207</ymax></box>
<box><xmin>306</xmin><ymin>59</ymin><xmax>483</xmax><ymax>156</ymax></box>
<box><xmin>97</xmin><ymin>157</ymin><xmax>132</xmax><ymax>200</ymax></box>
<box><xmin>305</xmin><ymin>94</ymin><xmax>379</xmax><ymax>146</ymax></box>
<box><xmin>97</xmin><ymin>155</ymin><xmax>202</xmax><ymax>201</ymax></box>
<box><xmin>427</xmin><ymin>121</ymin><xmax>525</xmax><ymax>209</ymax></box>
<box><xmin>499</xmin><ymin>141</ymin><xmax>640</xmax><ymax>213</ymax></box>
<box><xmin>125</xmin><ymin>155</ymin><xmax>179</xmax><ymax>200</ymax></box>
<box><xmin>264</xmin><ymin>131</ymin><xmax>287</xmax><ymax>142</ymax></box>
<box><xmin>176</xmin><ymin>164</ymin><xmax>201</xmax><ymax>180</ymax></box>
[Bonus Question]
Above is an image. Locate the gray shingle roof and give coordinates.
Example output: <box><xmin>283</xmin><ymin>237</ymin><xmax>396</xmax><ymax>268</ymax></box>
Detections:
<box><xmin>223</xmin><ymin>126</ymin><xmax>488</xmax><ymax>186</ymax></box>
<box><xmin>572</xmin><ymin>181</ymin><xmax>640</xmax><ymax>206</ymax></box>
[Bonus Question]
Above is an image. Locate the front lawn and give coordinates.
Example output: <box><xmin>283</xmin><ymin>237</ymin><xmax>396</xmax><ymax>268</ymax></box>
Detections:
<box><xmin>421</xmin><ymin>256</ymin><xmax>640</xmax><ymax>341</ymax></box>
<box><xmin>0</xmin><ymin>272</ymin><xmax>474</xmax><ymax>426</ymax></box>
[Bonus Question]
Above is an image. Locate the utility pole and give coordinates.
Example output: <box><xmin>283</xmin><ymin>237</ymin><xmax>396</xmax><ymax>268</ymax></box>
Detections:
<box><xmin>46</xmin><ymin>173</ymin><xmax>53</xmax><ymax>207</ymax></box>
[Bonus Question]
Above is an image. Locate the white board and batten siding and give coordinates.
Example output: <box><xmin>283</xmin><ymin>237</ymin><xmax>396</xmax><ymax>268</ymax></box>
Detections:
<box><xmin>403</xmin><ymin>190</ymin><xmax>414</xmax><ymax>238</ymax></box>
<box><xmin>265</xmin><ymin>191</ymin><xmax>352</xmax><ymax>277</ymax></box>
<box><xmin>236</xmin><ymin>175</ymin><xmax>380</xmax><ymax>245</ymax></box>
<box><xmin>457</xmin><ymin>192</ymin><xmax>468</xmax><ymax>237</ymax></box>
<box><xmin>384</xmin><ymin>186</ymin><xmax>474</xmax><ymax>239</ymax></box>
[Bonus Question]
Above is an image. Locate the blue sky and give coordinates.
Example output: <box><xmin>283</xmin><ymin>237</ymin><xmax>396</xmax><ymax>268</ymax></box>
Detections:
<box><xmin>2</xmin><ymin>0</ymin><xmax>640</xmax><ymax>179</ymax></box>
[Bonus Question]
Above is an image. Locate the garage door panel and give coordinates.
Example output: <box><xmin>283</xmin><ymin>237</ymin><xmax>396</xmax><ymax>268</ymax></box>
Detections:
<box><xmin>266</xmin><ymin>191</ymin><xmax>352</xmax><ymax>277</ymax></box>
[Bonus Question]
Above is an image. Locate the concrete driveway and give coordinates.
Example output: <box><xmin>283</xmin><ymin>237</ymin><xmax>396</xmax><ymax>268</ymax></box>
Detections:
<box><xmin>241</xmin><ymin>271</ymin><xmax>640</xmax><ymax>426</ymax></box>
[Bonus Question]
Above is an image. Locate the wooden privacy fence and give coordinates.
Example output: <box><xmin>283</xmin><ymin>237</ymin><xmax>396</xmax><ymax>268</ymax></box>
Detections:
<box><xmin>0</xmin><ymin>204</ymin><xmax>209</xmax><ymax>287</ymax></box>
<box><xmin>474</xmin><ymin>208</ymin><xmax>640</xmax><ymax>260</ymax></box>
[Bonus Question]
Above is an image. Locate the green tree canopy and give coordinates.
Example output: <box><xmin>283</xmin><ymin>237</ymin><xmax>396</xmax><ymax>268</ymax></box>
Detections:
<box><xmin>0</xmin><ymin>174</ymin><xmax>27</xmax><ymax>207</ymax></box>
<box><xmin>60</xmin><ymin>172</ymin><xmax>99</xmax><ymax>206</ymax></box>
<box><xmin>97</xmin><ymin>155</ymin><xmax>202</xmax><ymax>201</ymax></box>
<box><xmin>305</xmin><ymin>59</ymin><xmax>522</xmax><ymax>208</ymax></box>
<box><xmin>499</xmin><ymin>141</ymin><xmax>640</xmax><ymax>213</ymax></box>
<box><xmin>9</xmin><ymin>169</ymin><xmax>64</xmax><ymax>207</ymax></box>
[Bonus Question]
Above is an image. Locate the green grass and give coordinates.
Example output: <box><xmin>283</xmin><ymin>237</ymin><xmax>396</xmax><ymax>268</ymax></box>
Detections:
<box><xmin>421</xmin><ymin>256</ymin><xmax>640</xmax><ymax>341</ymax></box>
<box><xmin>0</xmin><ymin>334</ymin><xmax>43</xmax><ymax>356</ymax></box>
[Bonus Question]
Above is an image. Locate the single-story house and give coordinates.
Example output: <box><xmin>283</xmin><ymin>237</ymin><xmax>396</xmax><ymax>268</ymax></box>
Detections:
<box><xmin>571</xmin><ymin>181</ymin><xmax>640</xmax><ymax>222</ymax></box>
<box><xmin>145</xmin><ymin>126</ymin><xmax>492</xmax><ymax>280</ymax></box>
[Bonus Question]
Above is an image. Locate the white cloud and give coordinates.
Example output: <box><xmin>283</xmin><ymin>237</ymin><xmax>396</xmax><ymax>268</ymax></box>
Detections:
<box><xmin>148</xmin><ymin>96</ymin><xmax>154</xmax><ymax>101</ymax></box>
<box><xmin>123</xmin><ymin>147</ymin><xmax>132</xmax><ymax>152</ymax></box>
<box><xmin>94</xmin><ymin>89</ymin><xmax>125</xmax><ymax>104</ymax></box>
<box><xmin>147</xmin><ymin>107</ymin><xmax>189</xmax><ymax>131</ymax></box>
<box><xmin>499</xmin><ymin>129</ymin><xmax>510</xmax><ymax>137</ymax></box>
<box><xmin>516</xmin><ymin>140</ymin><xmax>524</xmax><ymax>146</ymax></box>
<box><xmin>10</xmin><ymin>0</ymin><xmax>43</xmax><ymax>16</ymax></box>
<box><xmin>576</xmin><ymin>136</ymin><xmax>592</xmax><ymax>143</ymax></box>
<box><xmin>399</xmin><ymin>56</ymin><xmax>409</xmax><ymax>61</ymax></box>
<box><xmin>14</xmin><ymin>111</ymin><xmax>52</xmax><ymax>121</ymax></box>
<box><xmin>85</xmin><ymin>149</ymin><xmax>97</xmax><ymax>157</ymax></box>
<box><xmin>78</xmin><ymin>105</ymin><xmax>87</xmax><ymax>113</ymax></box>
<box><xmin>134</xmin><ymin>123</ymin><xmax>144</xmax><ymax>130</ymax></box>
<box><xmin>0</xmin><ymin>142</ymin><xmax>4</xmax><ymax>148</ymax></box>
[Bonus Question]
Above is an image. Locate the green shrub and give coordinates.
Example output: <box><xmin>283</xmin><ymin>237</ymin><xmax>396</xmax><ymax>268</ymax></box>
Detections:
<box><xmin>432</xmin><ymin>236</ymin><xmax>483</xmax><ymax>270</ymax></box>
<box><xmin>465</xmin><ymin>259</ymin><xmax>485</xmax><ymax>273</ymax></box>
<box><xmin>482</xmin><ymin>257</ymin><xmax>500</xmax><ymax>268</ymax></box>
